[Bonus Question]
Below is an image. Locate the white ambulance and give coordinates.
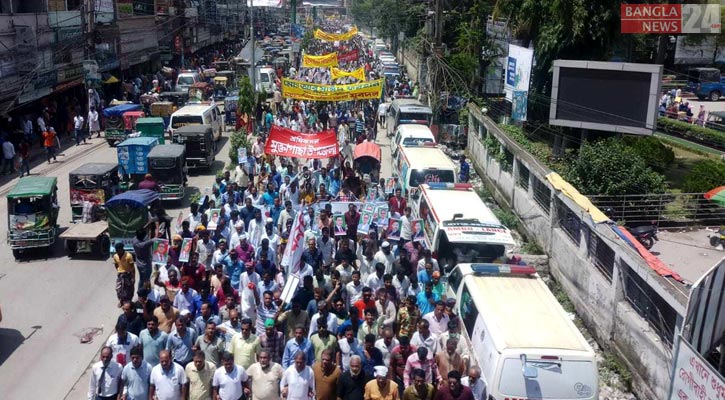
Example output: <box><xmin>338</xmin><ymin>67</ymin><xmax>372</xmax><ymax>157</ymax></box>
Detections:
<box><xmin>410</xmin><ymin>183</ymin><xmax>515</xmax><ymax>267</ymax></box>
<box><xmin>447</xmin><ymin>263</ymin><xmax>599</xmax><ymax>400</ymax></box>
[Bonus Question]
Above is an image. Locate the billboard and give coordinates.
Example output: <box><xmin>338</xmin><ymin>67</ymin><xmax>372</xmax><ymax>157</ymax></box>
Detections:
<box><xmin>549</xmin><ymin>60</ymin><xmax>662</xmax><ymax>136</ymax></box>
<box><xmin>504</xmin><ymin>44</ymin><xmax>533</xmax><ymax>101</ymax></box>
<box><xmin>668</xmin><ymin>257</ymin><xmax>725</xmax><ymax>399</ymax></box>
<box><xmin>621</xmin><ymin>4</ymin><xmax>721</xmax><ymax>34</ymax></box>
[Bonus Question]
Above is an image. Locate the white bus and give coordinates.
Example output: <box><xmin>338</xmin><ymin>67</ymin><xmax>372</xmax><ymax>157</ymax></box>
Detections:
<box><xmin>447</xmin><ymin>263</ymin><xmax>599</xmax><ymax>400</ymax></box>
<box><xmin>410</xmin><ymin>183</ymin><xmax>515</xmax><ymax>267</ymax></box>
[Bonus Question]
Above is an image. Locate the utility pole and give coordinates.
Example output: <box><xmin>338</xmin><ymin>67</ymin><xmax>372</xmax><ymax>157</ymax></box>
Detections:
<box><xmin>250</xmin><ymin>0</ymin><xmax>255</xmax><ymax>92</ymax></box>
<box><xmin>434</xmin><ymin>0</ymin><xmax>442</xmax><ymax>47</ymax></box>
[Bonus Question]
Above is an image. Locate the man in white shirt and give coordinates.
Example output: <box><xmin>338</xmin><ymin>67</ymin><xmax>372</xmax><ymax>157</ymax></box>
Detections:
<box><xmin>375</xmin><ymin>328</ymin><xmax>399</xmax><ymax>368</ymax></box>
<box><xmin>213</xmin><ymin>351</ymin><xmax>250</xmax><ymax>400</ymax></box>
<box><xmin>422</xmin><ymin>301</ymin><xmax>450</xmax><ymax>337</ymax></box>
<box><xmin>88</xmin><ymin>346</ymin><xmax>123</xmax><ymax>400</ymax></box>
<box><xmin>149</xmin><ymin>350</ymin><xmax>188</xmax><ymax>400</ymax></box>
<box><xmin>280</xmin><ymin>351</ymin><xmax>315</xmax><ymax>400</ymax></box>
<box><xmin>105</xmin><ymin>321</ymin><xmax>139</xmax><ymax>366</ymax></box>
<box><xmin>461</xmin><ymin>366</ymin><xmax>487</xmax><ymax>400</ymax></box>
<box><xmin>2</xmin><ymin>138</ymin><xmax>15</xmax><ymax>175</ymax></box>
<box><xmin>373</xmin><ymin>242</ymin><xmax>395</xmax><ymax>274</ymax></box>
<box><xmin>73</xmin><ymin>111</ymin><xmax>86</xmax><ymax>145</ymax></box>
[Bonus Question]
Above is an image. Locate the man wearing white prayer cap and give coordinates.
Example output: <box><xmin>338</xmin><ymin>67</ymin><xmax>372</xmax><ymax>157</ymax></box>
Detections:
<box><xmin>364</xmin><ymin>365</ymin><xmax>398</xmax><ymax>400</ymax></box>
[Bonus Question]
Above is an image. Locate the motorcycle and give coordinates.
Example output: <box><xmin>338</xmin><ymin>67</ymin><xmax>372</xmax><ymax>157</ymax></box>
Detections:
<box><xmin>629</xmin><ymin>223</ymin><xmax>659</xmax><ymax>250</ymax></box>
<box><xmin>708</xmin><ymin>226</ymin><xmax>725</xmax><ymax>247</ymax></box>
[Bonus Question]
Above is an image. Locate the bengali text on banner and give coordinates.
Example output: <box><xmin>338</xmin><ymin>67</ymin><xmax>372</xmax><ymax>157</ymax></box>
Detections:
<box><xmin>264</xmin><ymin>125</ymin><xmax>340</xmax><ymax>159</ymax></box>
<box><xmin>330</xmin><ymin>66</ymin><xmax>366</xmax><ymax>82</ymax></box>
<box><xmin>337</xmin><ymin>49</ymin><xmax>360</xmax><ymax>63</ymax></box>
<box><xmin>302</xmin><ymin>52</ymin><xmax>338</xmax><ymax>68</ymax></box>
<box><xmin>281</xmin><ymin>78</ymin><xmax>384</xmax><ymax>102</ymax></box>
<box><xmin>313</xmin><ymin>26</ymin><xmax>359</xmax><ymax>41</ymax></box>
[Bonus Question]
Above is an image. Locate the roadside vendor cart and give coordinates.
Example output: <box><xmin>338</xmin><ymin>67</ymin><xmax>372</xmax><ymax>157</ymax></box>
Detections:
<box><xmin>59</xmin><ymin>221</ymin><xmax>110</xmax><ymax>258</ymax></box>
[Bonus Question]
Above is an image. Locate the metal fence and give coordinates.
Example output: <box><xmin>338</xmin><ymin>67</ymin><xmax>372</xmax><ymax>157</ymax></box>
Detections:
<box><xmin>588</xmin><ymin>192</ymin><xmax>725</xmax><ymax>228</ymax></box>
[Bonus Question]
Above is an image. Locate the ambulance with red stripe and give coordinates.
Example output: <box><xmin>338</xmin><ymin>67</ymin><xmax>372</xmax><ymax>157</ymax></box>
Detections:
<box><xmin>410</xmin><ymin>183</ymin><xmax>515</xmax><ymax>267</ymax></box>
<box><xmin>447</xmin><ymin>263</ymin><xmax>599</xmax><ymax>400</ymax></box>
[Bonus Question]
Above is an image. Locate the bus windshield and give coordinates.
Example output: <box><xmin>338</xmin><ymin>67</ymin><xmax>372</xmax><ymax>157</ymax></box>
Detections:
<box><xmin>399</xmin><ymin>112</ymin><xmax>432</xmax><ymax>125</ymax></box>
<box><xmin>171</xmin><ymin>115</ymin><xmax>203</xmax><ymax>130</ymax></box>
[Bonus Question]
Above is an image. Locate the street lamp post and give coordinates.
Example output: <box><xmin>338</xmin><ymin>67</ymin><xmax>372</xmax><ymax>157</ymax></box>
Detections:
<box><xmin>250</xmin><ymin>0</ymin><xmax>256</xmax><ymax>91</ymax></box>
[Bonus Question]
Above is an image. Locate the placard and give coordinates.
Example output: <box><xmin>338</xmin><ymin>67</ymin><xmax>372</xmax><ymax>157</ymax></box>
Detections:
<box><xmin>237</xmin><ymin>147</ymin><xmax>247</xmax><ymax>164</ymax></box>
<box><xmin>280</xmin><ymin>274</ymin><xmax>300</xmax><ymax>304</ymax></box>
<box><xmin>358</xmin><ymin>210</ymin><xmax>373</xmax><ymax>235</ymax></box>
<box><xmin>411</xmin><ymin>219</ymin><xmax>425</xmax><ymax>242</ymax></box>
<box><xmin>387</xmin><ymin>218</ymin><xmax>401</xmax><ymax>241</ymax></box>
<box><xmin>152</xmin><ymin>239</ymin><xmax>170</xmax><ymax>266</ymax></box>
<box><xmin>178</xmin><ymin>238</ymin><xmax>193</xmax><ymax>263</ymax></box>
<box><xmin>332</xmin><ymin>213</ymin><xmax>347</xmax><ymax>236</ymax></box>
<box><xmin>207</xmin><ymin>209</ymin><xmax>221</xmax><ymax>231</ymax></box>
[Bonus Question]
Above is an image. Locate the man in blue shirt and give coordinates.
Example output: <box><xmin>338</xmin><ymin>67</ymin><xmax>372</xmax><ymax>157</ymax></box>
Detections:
<box><xmin>121</xmin><ymin>346</ymin><xmax>152</xmax><ymax>400</ymax></box>
<box><xmin>459</xmin><ymin>155</ymin><xmax>470</xmax><ymax>183</ymax></box>
<box><xmin>416</xmin><ymin>282</ymin><xmax>439</xmax><ymax>315</ymax></box>
<box><xmin>261</xmin><ymin>184</ymin><xmax>278</xmax><ymax>206</ymax></box>
<box><xmin>282</xmin><ymin>325</ymin><xmax>315</xmax><ymax>368</ymax></box>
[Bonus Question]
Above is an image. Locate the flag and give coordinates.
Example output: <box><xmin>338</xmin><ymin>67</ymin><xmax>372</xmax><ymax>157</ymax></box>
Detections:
<box><xmin>281</xmin><ymin>208</ymin><xmax>307</xmax><ymax>274</ymax></box>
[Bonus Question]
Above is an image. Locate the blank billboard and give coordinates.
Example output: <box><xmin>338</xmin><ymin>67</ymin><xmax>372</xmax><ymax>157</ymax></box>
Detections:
<box><xmin>549</xmin><ymin>60</ymin><xmax>662</xmax><ymax>136</ymax></box>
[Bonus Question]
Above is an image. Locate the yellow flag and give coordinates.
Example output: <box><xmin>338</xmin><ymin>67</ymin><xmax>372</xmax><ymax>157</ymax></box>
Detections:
<box><xmin>330</xmin><ymin>66</ymin><xmax>366</xmax><ymax>82</ymax></box>
<box><xmin>302</xmin><ymin>52</ymin><xmax>338</xmax><ymax>68</ymax></box>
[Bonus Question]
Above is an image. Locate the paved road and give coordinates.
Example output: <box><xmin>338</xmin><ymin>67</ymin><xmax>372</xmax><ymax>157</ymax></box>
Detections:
<box><xmin>0</xmin><ymin>128</ymin><xmax>231</xmax><ymax>398</ymax></box>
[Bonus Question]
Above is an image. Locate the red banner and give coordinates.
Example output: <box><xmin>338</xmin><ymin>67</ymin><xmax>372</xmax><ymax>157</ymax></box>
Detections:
<box><xmin>264</xmin><ymin>126</ymin><xmax>339</xmax><ymax>159</ymax></box>
<box><xmin>621</xmin><ymin>4</ymin><xmax>681</xmax><ymax>33</ymax></box>
<box><xmin>337</xmin><ymin>49</ymin><xmax>360</xmax><ymax>63</ymax></box>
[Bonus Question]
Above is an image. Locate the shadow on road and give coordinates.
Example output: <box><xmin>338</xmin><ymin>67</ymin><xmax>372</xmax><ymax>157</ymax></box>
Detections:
<box><xmin>0</xmin><ymin>326</ymin><xmax>38</xmax><ymax>366</ymax></box>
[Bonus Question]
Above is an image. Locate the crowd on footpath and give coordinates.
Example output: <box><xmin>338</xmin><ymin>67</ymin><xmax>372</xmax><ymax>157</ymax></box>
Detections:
<box><xmin>87</xmin><ymin>21</ymin><xmax>482</xmax><ymax>400</ymax></box>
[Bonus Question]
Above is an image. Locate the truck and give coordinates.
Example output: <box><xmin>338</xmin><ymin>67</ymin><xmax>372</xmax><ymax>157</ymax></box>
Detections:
<box><xmin>686</xmin><ymin>67</ymin><xmax>725</xmax><ymax>101</ymax></box>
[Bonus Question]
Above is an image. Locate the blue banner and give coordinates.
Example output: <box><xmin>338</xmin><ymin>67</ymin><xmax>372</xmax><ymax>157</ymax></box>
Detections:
<box><xmin>512</xmin><ymin>90</ymin><xmax>528</xmax><ymax>121</ymax></box>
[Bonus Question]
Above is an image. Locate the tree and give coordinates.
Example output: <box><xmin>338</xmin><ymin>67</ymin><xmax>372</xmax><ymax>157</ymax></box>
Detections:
<box><xmin>682</xmin><ymin>160</ymin><xmax>725</xmax><ymax>193</ymax></box>
<box><xmin>562</xmin><ymin>138</ymin><xmax>666</xmax><ymax>196</ymax></box>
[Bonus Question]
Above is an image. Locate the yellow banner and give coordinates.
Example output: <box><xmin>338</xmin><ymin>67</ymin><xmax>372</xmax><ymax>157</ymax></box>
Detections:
<box><xmin>331</xmin><ymin>67</ymin><xmax>366</xmax><ymax>82</ymax></box>
<box><xmin>302</xmin><ymin>52</ymin><xmax>338</xmax><ymax>68</ymax></box>
<box><xmin>314</xmin><ymin>26</ymin><xmax>359</xmax><ymax>41</ymax></box>
<box><xmin>281</xmin><ymin>78</ymin><xmax>384</xmax><ymax>102</ymax></box>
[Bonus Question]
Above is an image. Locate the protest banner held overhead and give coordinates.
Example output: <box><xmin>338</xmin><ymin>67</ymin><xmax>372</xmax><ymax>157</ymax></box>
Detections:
<box><xmin>264</xmin><ymin>125</ymin><xmax>339</xmax><ymax>159</ymax></box>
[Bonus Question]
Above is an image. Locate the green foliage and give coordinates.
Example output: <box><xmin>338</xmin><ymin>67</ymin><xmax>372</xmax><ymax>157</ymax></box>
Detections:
<box><xmin>682</xmin><ymin>159</ymin><xmax>725</xmax><ymax>193</ymax></box>
<box><xmin>520</xmin><ymin>240</ymin><xmax>543</xmax><ymax>255</ymax></box>
<box><xmin>493</xmin><ymin>208</ymin><xmax>519</xmax><ymax>231</ymax></box>
<box><xmin>658</xmin><ymin>117</ymin><xmax>725</xmax><ymax>151</ymax></box>
<box><xmin>500</xmin><ymin>124</ymin><xmax>552</xmax><ymax>163</ymax></box>
<box><xmin>237</xmin><ymin>76</ymin><xmax>256</xmax><ymax>117</ymax></box>
<box><xmin>228</xmin><ymin>129</ymin><xmax>252</xmax><ymax>166</ymax></box>
<box><xmin>623</xmin><ymin>136</ymin><xmax>675</xmax><ymax>173</ymax></box>
<box><xmin>484</xmin><ymin>133</ymin><xmax>500</xmax><ymax>156</ymax></box>
<box><xmin>446</xmin><ymin>52</ymin><xmax>478</xmax><ymax>85</ymax></box>
<box><xmin>562</xmin><ymin>138</ymin><xmax>666</xmax><ymax>195</ymax></box>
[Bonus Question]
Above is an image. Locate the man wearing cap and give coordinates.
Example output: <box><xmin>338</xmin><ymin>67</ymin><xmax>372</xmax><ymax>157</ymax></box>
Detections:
<box><xmin>365</xmin><ymin>365</ymin><xmax>398</xmax><ymax>400</ymax></box>
<box><xmin>230</xmin><ymin>220</ymin><xmax>246</xmax><ymax>252</ymax></box>
<box><xmin>259</xmin><ymin>318</ymin><xmax>285</xmax><ymax>364</ymax></box>
<box><xmin>374</xmin><ymin>242</ymin><xmax>395</xmax><ymax>274</ymax></box>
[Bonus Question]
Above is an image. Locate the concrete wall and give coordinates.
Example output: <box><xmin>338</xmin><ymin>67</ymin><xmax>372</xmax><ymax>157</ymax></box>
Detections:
<box><xmin>466</xmin><ymin>104</ymin><xmax>688</xmax><ymax>400</ymax></box>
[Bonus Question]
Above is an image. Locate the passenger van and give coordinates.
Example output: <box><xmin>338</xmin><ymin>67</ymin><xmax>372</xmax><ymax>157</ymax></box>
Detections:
<box><xmin>256</xmin><ymin>67</ymin><xmax>276</xmax><ymax>95</ymax></box>
<box><xmin>447</xmin><ymin>263</ymin><xmax>599</xmax><ymax>400</ymax></box>
<box><xmin>392</xmin><ymin>143</ymin><xmax>457</xmax><ymax>193</ymax></box>
<box><xmin>392</xmin><ymin>124</ymin><xmax>435</xmax><ymax>158</ymax></box>
<box><xmin>410</xmin><ymin>183</ymin><xmax>515</xmax><ymax>266</ymax></box>
<box><xmin>386</xmin><ymin>99</ymin><xmax>433</xmax><ymax>137</ymax></box>
<box><xmin>169</xmin><ymin>103</ymin><xmax>224</xmax><ymax>141</ymax></box>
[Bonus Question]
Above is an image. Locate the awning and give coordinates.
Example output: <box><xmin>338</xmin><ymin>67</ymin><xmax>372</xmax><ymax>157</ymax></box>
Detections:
<box><xmin>546</xmin><ymin>172</ymin><xmax>609</xmax><ymax>224</ymax></box>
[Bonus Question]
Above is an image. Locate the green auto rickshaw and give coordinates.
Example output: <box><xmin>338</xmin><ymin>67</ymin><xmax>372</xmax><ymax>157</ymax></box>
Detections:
<box><xmin>7</xmin><ymin>177</ymin><xmax>59</xmax><ymax>259</ymax></box>
<box><xmin>147</xmin><ymin>144</ymin><xmax>188</xmax><ymax>201</ymax></box>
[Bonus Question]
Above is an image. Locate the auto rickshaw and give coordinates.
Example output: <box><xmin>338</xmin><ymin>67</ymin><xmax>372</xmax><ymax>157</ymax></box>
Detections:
<box><xmin>124</xmin><ymin>110</ymin><xmax>145</xmax><ymax>134</ymax></box>
<box><xmin>136</xmin><ymin>117</ymin><xmax>166</xmax><ymax>144</ymax></box>
<box><xmin>159</xmin><ymin>91</ymin><xmax>189</xmax><ymax>107</ymax></box>
<box><xmin>147</xmin><ymin>144</ymin><xmax>188</xmax><ymax>201</ymax></box>
<box><xmin>150</xmin><ymin>101</ymin><xmax>174</xmax><ymax>129</ymax></box>
<box><xmin>213</xmin><ymin>60</ymin><xmax>231</xmax><ymax>71</ymax></box>
<box><xmin>103</xmin><ymin>103</ymin><xmax>142</xmax><ymax>145</ymax></box>
<box><xmin>68</xmin><ymin>163</ymin><xmax>120</xmax><ymax>222</ymax></box>
<box><xmin>105</xmin><ymin>189</ymin><xmax>159</xmax><ymax>252</ymax></box>
<box><xmin>353</xmin><ymin>141</ymin><xmax>382</xmax><ymax>183</ymax></box>
<box><xmin>117</xmin><ymin>137</ymin><xmax>159</xmax><ymax>189</ymax></box>
<box><xmin>213</xmin><ymin>76</ymin><xmax>229</xmax><ymax>100</ymax></box>
<box><xmin>7</xmin><ymin>177</ymin><xmax>59</xmax><ymax>259</ymax></box>
<box><xmin>173</xmin><ymin>125</ymin><xmax>215</xmax><ymax>169</ymax></box>
<box><xmin>188</xmin><ymin>82</ymin><xmax>213</xmax><ymax>102</ymax></box>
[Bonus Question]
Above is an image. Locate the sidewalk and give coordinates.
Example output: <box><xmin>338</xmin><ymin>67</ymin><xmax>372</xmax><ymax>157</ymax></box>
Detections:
<box><xmin>0</xmin><ymin>133</ymin><xmax>107</xmax><ymax>195</ymax></box>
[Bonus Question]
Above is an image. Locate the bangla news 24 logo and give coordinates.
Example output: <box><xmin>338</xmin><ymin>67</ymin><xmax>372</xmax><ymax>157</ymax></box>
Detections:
<box><xmin>621</xmin><ymin>3</ymin><xmax>721</xmax><ymax>34</ymax></box>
